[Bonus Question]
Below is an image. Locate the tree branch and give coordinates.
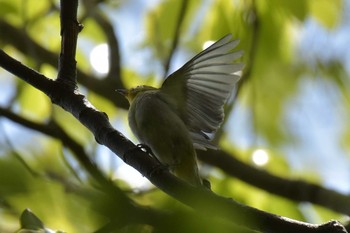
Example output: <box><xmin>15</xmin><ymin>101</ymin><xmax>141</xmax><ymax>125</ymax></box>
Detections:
<box><xmin>4</xmin><ymin>18</ymin><xmax>344</xmax><ymax>214</ymax></box>
<box><xmin>0</xmin><ymin>2</ymin><xmax>347</xmax><ymax>231</ymax></box>
<box><xmin>0</xmin><ymin>50</ymin><xmax>346</xmax><ymax>233</ymax></box>
<box><xmin>198</xmin><ymin>150</ymin><xmax>350</xmax><ymax>215</ymax></box>
<box><xmin>57</xmin><ymin>0</ymin><xmax>82</xmax><ymax>87</ymax></box>
<box><xmin>163</xmin><ymin>0</ymin><xmax>188</xmax><ymax>77</ymax></box>
<box><xmin>0</xmin><ymin>19</ymin><xmax>128</xmax><ymax>108</ymax></box>
<box><xmin>0</xmin><ymin>105</ymin><xmax>129</xmax><ymax>205</ymax></box>
<box><xmin>4</xmin><ymin>17</ymin><xmax>344</xmax><ymax>213</ymax></box>
<box><xmin>0</xmin><ymin>106</ymin><xmax>175</xmax><ymax>233</ymax></box>
<box><xmin>0</xmin><ymin>109</ymin><xmax>256</xmax><ymax>233</ymax></box>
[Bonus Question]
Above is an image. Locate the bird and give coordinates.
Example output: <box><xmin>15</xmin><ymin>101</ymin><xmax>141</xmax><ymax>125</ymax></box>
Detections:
<box><xmin>118</xmin><ymin>34</ymin><xmax>244</xmax><ymax>186</ymax></box>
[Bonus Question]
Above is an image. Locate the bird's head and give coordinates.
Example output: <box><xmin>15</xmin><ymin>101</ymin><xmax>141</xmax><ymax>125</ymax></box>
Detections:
<box><xmin>117</xmin><ymin>85</ymin><xmax>156</xmax><ymax>103</ymax></box>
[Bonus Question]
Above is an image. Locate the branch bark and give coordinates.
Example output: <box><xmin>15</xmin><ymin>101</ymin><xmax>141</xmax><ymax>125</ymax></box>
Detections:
<box><xmin>0</xmin><ymin>49</ymin><xmax>347</xmax><ymax>233</ymax></box>
<box><xmin>3</xmin><ymin>15</ymin><xmax>347</xmax><ymax>214</ymax></box>
<box><xmin>198</xmin><ymin>150</ymin><xmax>350</xmax><ymax>215</ymax></box>
<box><xmin>2</xmin><ymin>19</ymin><xmax>347</xmax><ymax>215</ymax></box>
<box><xmin>0</xmin><ymin>19</ymin><xmax>128</xmax><ymax>108</ymax></box>
<box><xmin>0</xmin><ymin>1</ymin><xmax>347</xmax><ymax>232</ymax></box>
<box><xmin>57</xmin><ymin>0</ymin><xmax>82</xmax><ymax>87</ymax></box>
<box><xmin>0</xmin><ymin>108</ymin><xmax>259</xmax><ymax>233</ymax></box>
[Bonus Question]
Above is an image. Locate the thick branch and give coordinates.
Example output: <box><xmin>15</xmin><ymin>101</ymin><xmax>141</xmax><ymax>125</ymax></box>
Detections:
<box><xmin>0</xmin><ymin>19</ymin><xmax>127</xmax><ymax>108</ymax></box>
<box><xmin>0</xmin><ymin>51</ymin><xmax>346</xmax><ymax>233</ymax></box>
<box><xmin>0</xmin><ymin>3</ymin><xmax>346</xmax><ymax>230</ymax></box>
<box><xmin>1</xmin><ymin>107</ymin><xmax>251</xmax><ymax>233</ymax></box>
<box><xmin>57</xmin><ymin>0</ymin><xmax>82</xmax><ymax>87</ymax></box>
<box><xmin>3</xmin><ymin>19</ymin><xmax>345</xmax><ymax>214</ymax></box>
<box><xmin>198</xmin><ymin>150</ymin><xmax>350</xmax><ymax>215</ymax></box>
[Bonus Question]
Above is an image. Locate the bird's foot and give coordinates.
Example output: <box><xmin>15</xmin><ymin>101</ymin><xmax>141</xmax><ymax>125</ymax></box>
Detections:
<box><xmin>147</xmin><ymin>163</ymin><xmax>169</xmax><ymax>178</ymax></box>
<box><xmin>136</xmin><ymin>144</ymin><xmax>153</xmax><ymax>154</ymax></box>
<box><xmin>136</xmin><ymin>144</ymin><xmax>163</xmax><ymax>164</ymax></box>
<box><xmin>123</xmin><ymin>143</ymin><xmax>160</xmax><ymax>162</ymax></box>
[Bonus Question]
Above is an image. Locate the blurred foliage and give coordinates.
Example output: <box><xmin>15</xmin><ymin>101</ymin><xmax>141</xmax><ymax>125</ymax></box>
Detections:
<box><xmin>0</xmin><ymin>0</ymin><xmax>348</xmax><ymax>232</ymax></box>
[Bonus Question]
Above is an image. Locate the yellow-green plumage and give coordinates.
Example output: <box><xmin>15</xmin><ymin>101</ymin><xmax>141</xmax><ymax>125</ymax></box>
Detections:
<box><xmin>119</xmin><ymin>35</ymin><xmax>244</xmax><ymax>186</ymax></box>
<box><xmin>127</xmin><ymin>86</ymin><xmax>202</xmax><ymax>185</ymax></box>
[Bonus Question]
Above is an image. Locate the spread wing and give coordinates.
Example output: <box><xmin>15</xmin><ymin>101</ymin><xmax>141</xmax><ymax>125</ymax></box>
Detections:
<box><xmin>160</xmin><ymin>34</ymin><xmax>244</xmax><ymax>150</ymax></box>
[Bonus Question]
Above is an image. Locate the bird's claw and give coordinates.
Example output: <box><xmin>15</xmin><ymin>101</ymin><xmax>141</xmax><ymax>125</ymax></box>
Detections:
<box><xmin>123</xmin><ymin>144</ymin><xmax>163</xmax><ymax>165</ymax></box>
<box><xmin>136</xmin><ymin>144</ymin><xmax>153</xmax><ymax>154</ymax></box>
<box><xmin>122</xmin><ymin>144</ymin><xmax>152</xmax><ymax>163</ymax></box>
<box><xmin>147</xmin><ymin>163</ymin><xmax>169</xmax><ymax>178</ymax></box>
<box><xmin>136</xmin><ymin>144</ymin><xmax>163</xmax><ymax>164</ymax></box>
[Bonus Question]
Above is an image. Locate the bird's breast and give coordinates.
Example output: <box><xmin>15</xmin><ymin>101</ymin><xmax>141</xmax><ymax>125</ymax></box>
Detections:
<box><xmin>128</xmin><ymin>91</ymin><xmax>194</xmax><ymax>165</ymax></box>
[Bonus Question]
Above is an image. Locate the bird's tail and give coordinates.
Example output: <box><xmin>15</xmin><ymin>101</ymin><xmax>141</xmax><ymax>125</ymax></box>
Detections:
<box><xmin>173</xmin><ymin>153</ymin><xmax>202</xmax><ymax>186</ymax></box>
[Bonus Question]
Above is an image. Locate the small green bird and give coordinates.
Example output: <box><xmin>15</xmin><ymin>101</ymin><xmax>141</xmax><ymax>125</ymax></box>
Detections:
<box><xmin>118</xmin><ymin>34</ymin><xmax>243</xmax><ymax>186</ymax></box>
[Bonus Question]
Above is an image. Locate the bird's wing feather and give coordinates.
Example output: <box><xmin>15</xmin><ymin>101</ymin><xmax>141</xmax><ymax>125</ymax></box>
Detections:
<box><xmin>160</xmin><ymin>34</ymin><xmax>244</xmax><ymax>150</ymax></box>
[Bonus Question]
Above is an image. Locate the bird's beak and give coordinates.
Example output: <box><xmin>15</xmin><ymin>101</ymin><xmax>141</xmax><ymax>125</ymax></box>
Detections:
<box><xmin>116</xmin><ymin>89</ymin><xmax>128</xmax><ymax>97</ymax></box>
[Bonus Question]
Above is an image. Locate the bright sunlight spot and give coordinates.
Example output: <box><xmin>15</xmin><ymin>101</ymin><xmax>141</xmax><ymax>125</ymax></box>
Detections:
<box><xmin>114</xmin><ymin>164</ymin><xmax>152</xmax><ymax>189</ymax></box>
<box><xmin>203</xmin><ymin>40</ymin><xmax>215</xmax><ymax>50</ymax></box>
<box><xmin>252</xmin><ymin>149</ymin><xmax>269</xmax><ymax>166</ymax></box>
<box><xmin>89</xmin><ymin>43</ymin><xmax>109</xmax><ymax>74</ymax></box>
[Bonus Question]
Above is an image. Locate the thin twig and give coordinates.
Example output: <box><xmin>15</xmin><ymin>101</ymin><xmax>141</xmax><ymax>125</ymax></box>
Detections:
<box><xmin>214</xmin><ymin>0</ymin><xmax>260</xmax><ymax>142</ymax></box>
<box><xmin>163</xmin><ymin>0</ymin><xmax>188</xmax><ymax>78</ymax></box>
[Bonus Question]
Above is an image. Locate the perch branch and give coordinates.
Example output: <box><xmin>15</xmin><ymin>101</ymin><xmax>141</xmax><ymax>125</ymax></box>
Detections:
<box><xmin>0</xmin><ymin>50</ymin><xmax>346</xmax><ymax>233</ymax></box>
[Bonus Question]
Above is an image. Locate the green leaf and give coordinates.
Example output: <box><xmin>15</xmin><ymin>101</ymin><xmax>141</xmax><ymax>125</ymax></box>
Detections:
<box><xmin>17</xmin><ymin>82</ymin><xmax>51</xmax><ymax>121</ymax></box>
<box><xmin>0</xmin><ymin>1</ymin><xmax>18</xmax><ymax>16</ymax></box>
<box><xmin>308</xmin><ymin>0</ymin><xmax>343</xmax><ymax>28</ymax></box>
<box><xmin>20</xmin><ymin>209</ymin><xmax>44</xmax><ymax>230</ymax></box>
